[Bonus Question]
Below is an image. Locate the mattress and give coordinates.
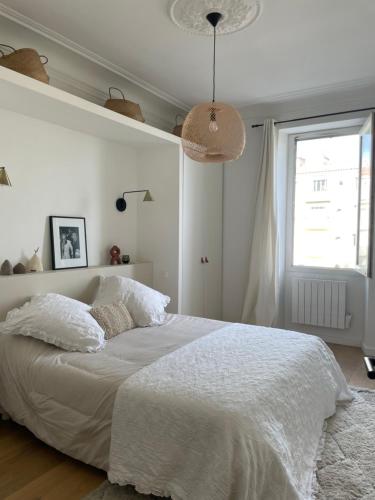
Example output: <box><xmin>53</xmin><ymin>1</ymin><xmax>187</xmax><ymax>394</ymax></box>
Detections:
<box><xmin>0</xmin><ymin>314</ymin><xmax>224</xmax><ymax>470</ymax></box>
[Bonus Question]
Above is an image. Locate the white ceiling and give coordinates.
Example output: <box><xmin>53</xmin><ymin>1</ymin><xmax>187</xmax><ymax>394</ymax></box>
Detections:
<box><xmin>1</xmin><ymin>0</ymin><xmax>375</xmax><ymax>109</ymax></box>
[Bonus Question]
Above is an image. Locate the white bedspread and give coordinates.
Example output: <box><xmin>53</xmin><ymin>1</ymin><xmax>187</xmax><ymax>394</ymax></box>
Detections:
<box><xmin>109</xmin><ymin>323</ymin><xmax>352</xmax><ymax>500</ymax></box>
<box><xmin>0</xmin><ymin>314</ymin><xmax>223</xmax><ymax>470</ymax></box>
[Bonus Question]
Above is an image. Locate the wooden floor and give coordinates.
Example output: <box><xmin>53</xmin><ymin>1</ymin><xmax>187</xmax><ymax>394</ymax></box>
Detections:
<box><xmin>0</xmin><ymin>343</ymin><xmax>374</xmax><ymax>500</ymax></box>
<box><xmin>0</xmin><ymin>421</ymin><xmax>105</xmax><ymax>499</ymax></box>
<box><xmin>328</xmin><ymin>343</ymin><xmax>375</xmax><ymax>389</ymax></box>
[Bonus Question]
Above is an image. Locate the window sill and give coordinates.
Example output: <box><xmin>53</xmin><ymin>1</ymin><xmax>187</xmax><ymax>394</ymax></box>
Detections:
<box><xmin>286</xmin><ymin>265</ymin><xmax>365</xmax><ymax>279</ymax></box>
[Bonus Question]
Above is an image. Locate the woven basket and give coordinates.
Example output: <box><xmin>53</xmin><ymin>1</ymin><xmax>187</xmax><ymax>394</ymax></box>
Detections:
<box><xmin>104</xmin><ymin>87</ymin><xmax>145</xmax><ymax>122</ymax></box>
<box><xmin>172</xmin><ymin>114</ymin><xmax>185</xmax><ymax>137</ymax></box>
<box><xmin>0</xmin><ymin>44</ymin><xmax>49</xmax><ymax>84</ymax></box>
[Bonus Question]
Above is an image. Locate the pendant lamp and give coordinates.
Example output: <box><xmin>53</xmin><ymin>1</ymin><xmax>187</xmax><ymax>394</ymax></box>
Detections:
<box><xmin>182</xmin><ymin>12</ymin><xmax>246</xmax><ymax>163</ymax></box>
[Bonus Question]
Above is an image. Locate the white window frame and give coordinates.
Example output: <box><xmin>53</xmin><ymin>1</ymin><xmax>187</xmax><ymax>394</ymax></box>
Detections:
<box><xmin>285</xmin><ymin>125</ymin><xmax>362</xmax><ymax>276</ymax></box>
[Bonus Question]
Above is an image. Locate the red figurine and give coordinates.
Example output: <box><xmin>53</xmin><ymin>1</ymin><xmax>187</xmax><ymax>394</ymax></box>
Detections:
<box><xmin>109</xmin><ymin>245</ymin><xmax>121</xmax><ymax>265</ymax></box>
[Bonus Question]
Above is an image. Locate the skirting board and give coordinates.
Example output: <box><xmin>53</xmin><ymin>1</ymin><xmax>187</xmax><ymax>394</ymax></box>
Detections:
<box><xmin>283</xmin><ymin>322</ymin><xmax>362</xmax><ymax>348</ymax></box>
<box><xmin>0</xmin><ymin>263</ymin><xmax>152</xmax><ymax>321</ymax></box>
<box><xmin>320</xmin><ymin>334</ymin><xmax>362</xmax><ymax>348</ymax></box>
<box><xmin>308</xmin><ymin>326</ymin><xmax>362</xmax><ymax>347</ymax></box>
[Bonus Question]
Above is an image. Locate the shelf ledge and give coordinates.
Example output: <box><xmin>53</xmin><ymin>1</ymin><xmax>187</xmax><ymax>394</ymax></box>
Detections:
<box><xmin>0</xmin><ymin>66</ymin><xmax>181</xmax><ymax>148</ymax></box>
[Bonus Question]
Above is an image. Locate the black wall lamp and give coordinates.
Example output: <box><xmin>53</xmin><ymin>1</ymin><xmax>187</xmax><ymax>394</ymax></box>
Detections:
<box><xmin>116</xmin><ymin>189</ymin><xmax>153</xmax><ymax>212</ymax></box>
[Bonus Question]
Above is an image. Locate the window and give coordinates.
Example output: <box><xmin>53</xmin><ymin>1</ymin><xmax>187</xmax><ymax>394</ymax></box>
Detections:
<box><xmin>289</xmin><ymin>117</ymin><xmax>375</xmax><ymax>274</ymax></box>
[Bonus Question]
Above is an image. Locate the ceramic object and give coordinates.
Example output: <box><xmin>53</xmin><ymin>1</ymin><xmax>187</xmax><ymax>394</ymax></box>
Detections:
<box><xmin>121</xmin><ymin>254</ymin><xmax>130</xmax><ymax>264</ymax></box>
<box><xmin>27</xmin><ymin>248</ymin><xmax>43</xmax><ymax>272</ymax></box>
<box><xmin>110</xmin><ymin>245</ymin><xmax>121</xmax><ymax>265</ymax></box>
<box><xmin>13</xmin><ymin>262</ymin><xmax>26</xmax><ymax>274</ymax></box>
<box><xmin>1</xmin><ymin>259</ymin><xmax>13</xmax><ymax>275</ymax></box>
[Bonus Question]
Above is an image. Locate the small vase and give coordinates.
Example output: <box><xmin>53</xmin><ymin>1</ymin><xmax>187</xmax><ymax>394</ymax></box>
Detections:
<box><xmin>0</xmin><ymin>259</ymin><xmax>13</xmax><ymax>275</ymax></box>
<box><xmin>27</xmin><ymin>248</ymin><xmax>43</xmax><ymax>272</ymax></box>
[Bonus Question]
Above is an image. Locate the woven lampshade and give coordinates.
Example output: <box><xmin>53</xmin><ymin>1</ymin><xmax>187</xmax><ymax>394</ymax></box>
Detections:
<box><xmin>182</xmin><ymin>102</ymin><xmax>246</xmax><ymax>163</ymax></box>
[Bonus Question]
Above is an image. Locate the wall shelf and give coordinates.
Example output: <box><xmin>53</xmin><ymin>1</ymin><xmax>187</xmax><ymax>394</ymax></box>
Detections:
<box><xmin>0</xmin><ymin>66</ymin><xmax>181</xmax><ymax>147</ymax></box>
<box><xmin>0</xmin><ymin>262</ymin><xmax>151</xmax><ymax>278</ymax></box>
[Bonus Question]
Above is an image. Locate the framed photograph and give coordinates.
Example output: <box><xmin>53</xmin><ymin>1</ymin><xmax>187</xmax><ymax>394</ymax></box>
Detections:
<box><xmin>49</xmin><ymin>216</ymin><xmax>88</xmax><ymax>270</ymax></box>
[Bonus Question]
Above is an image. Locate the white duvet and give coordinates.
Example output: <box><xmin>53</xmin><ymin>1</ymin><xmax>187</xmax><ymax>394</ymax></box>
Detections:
<box><xmin>109</xmin><ymin>323</ymin><xmax>351</xmax><ymax>500</ymax></box>
<box><xmin>0</xmin><ymin>314</ymin><xmax>223</xmax><ymax>470</ymax></box>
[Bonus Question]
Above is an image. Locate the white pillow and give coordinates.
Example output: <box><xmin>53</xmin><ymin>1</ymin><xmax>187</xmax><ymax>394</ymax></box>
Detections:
<box><xmin>93</xmin><ymin>276</ymin><xmax>170</xmax><ymax>327</ymax></box>
<box><xmin>0</xmin><ymin>293</ymin><xmax>105</xmax><ymax>352</ymax></box>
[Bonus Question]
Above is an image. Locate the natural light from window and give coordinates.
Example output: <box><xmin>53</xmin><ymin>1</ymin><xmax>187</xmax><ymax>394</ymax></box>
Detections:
<box><xmin>293</xmin><ymin>134</ymin><xmax>360</xmax><ymax>269</ymax></box>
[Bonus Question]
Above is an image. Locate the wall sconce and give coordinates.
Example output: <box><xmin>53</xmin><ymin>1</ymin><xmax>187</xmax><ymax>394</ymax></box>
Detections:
<box><xmin>0</xmin><ymin>167</ymin><xmax>11</xmax><ymax>186</ymax></box>
<box><xmin>116</xmin><ymin>189</ymin><xmax>153</xmax><ymax>212</ymax></box>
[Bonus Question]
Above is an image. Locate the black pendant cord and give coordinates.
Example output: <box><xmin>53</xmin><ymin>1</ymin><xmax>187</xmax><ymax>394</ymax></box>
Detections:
<box><xmin>212</xmin><ymin>24</ymin><xmax>216</xmax><ymax>103</ymax></box>
<box><xmin>251</xmin><ymin>106</ymin><xmax>375</xmax><ymax>128</ymax></box>
<box><xmin>206</xmin><ymin>12</ymin><xmax>222</xmax><ymax>104</ymax></box>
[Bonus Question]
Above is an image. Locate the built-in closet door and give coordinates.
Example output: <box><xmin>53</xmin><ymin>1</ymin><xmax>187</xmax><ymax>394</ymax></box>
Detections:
<box><xmin>181</xmin><ymin>154</ymin><xmax>223</xmax><ymax>319</ymax></box>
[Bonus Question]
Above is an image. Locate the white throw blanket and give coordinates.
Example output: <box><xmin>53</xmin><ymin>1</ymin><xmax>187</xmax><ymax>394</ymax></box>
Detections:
<box><xmin>108</xmin><ymin>324</ymin><xmax>351</xmax><ymax>500</ymax></box>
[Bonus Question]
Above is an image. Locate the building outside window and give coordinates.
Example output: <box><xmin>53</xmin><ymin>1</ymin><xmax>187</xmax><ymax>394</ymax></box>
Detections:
<box><xmin>292</xmin><ymin>133</ymin><xmax>360</xmax><ymax>269</ymax></box>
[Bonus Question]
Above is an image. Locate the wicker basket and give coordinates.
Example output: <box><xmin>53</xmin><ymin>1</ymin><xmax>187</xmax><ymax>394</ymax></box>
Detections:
<box><xmin>104</xmin><ymin>87</ymin><xmax>145</xmax><ymax>122</ymax></box>
<box><xmin>0</xmin><ymin>44</ymin><xmax>49</xmax><ymax>84</ymax></box>
<box><xmin>172</xmin><ymin>114</ymin><xmax>185</xmax><ymax>137</ymax></box>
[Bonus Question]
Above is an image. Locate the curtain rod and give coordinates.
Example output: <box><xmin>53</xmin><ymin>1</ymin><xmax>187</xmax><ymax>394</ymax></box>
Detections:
<box><xmin>251</xmin><ymin>106</ymin><xmax>375</xmax><ymax>128</ymax></box>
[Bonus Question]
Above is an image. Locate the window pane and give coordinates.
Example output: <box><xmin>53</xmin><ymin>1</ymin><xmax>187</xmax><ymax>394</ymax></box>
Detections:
<box><xmin>293</xmin><ymin>134</ymin><xmax>360</xmax><ymax>268</ymax></box>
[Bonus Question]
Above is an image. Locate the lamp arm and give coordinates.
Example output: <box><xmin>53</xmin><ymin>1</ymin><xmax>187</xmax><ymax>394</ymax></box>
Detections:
<box><xmin>122</xmin><ymin>189</ymin><xmax>148</xmax><ymax>197</ymax></box>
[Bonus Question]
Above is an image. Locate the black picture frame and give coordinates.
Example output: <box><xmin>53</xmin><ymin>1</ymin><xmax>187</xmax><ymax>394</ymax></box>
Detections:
<box><xmin>49</xmin><ymin>216</ymin><xmax>88</xmax><ymax>270</ymax></box>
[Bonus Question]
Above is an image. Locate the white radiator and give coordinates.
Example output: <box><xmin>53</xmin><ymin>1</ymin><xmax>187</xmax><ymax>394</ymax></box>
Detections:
<box><xmin>291</xmin><ymin>278</ymin><xmax>348</xmax><ymax>329</ymax></box>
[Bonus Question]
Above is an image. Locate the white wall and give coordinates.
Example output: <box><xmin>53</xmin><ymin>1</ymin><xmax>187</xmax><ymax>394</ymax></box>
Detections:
<box><xmin>136</xmin><ymin>146</ymin><xmax>181</xmax><ymax>313</ymax></box>
<box><xmin>363</xmin><ymin>241</ymin><xmax>375</xmax><ymax>354</ymax></box>
<box><xmin>0</xmin><ymin>107</ymin><xmax>138</xmax><ymax>270</ymax></box>
<box><xmin>0</xmin><ymin>15</ymin><xmax>185</xmax><ymax>131</ymax></box>
<box><xmin>0</xmin><ymin>13</ymin><xmax>185</xmax><ymax>305</ymax></box>
<box><xmin>4</xmin><ymin>10</ymin><xmax>375</xmax><ymax>341</ymax></box>
<box><xmin>222</xmin><ymin>123</ymin><xmax>262</xmax><ymax>322</ymax></box>
<box><xmin>223</xmin><ymin>82</ymin><xmax>375</xmax><ymax>348</ymax></box>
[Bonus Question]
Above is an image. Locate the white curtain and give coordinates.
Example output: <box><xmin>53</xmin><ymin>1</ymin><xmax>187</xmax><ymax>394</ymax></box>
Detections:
<box><xmin>241</xmin><ymin>119</ymin><xmax>279</xmax><ymax>326</ymax></box>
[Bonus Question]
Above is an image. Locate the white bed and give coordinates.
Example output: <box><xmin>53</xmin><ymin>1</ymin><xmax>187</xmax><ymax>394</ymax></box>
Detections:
<box><xmin>0</xmin><ymin>313</ymin><xmax>223</xmax><ymax>469</ymax></box>
<box><xmin>0</xmin><ymin>310</ymin><xmax>351</xmax><ymax>500</ymax></box>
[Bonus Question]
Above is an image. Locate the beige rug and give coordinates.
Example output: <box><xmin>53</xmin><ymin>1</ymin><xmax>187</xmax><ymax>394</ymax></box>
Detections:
<box><xmin>84</xmin><ymin>388</ymin><xmax>375</xmax><ymax>500</ymax></box>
